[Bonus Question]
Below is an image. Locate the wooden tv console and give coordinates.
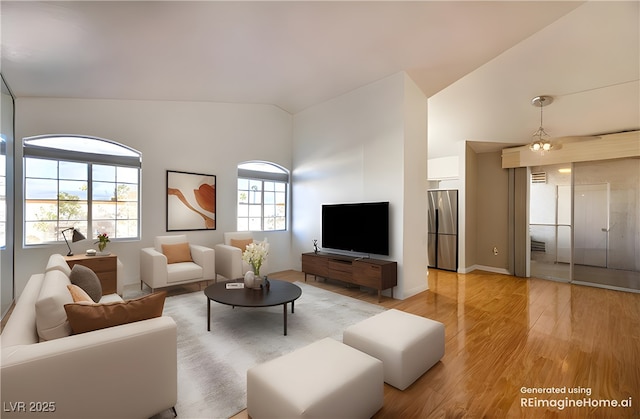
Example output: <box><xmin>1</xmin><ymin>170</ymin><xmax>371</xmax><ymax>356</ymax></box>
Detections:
<box><xmin>301</xmin><ymin>252</ymin><xmax>397</xmax><ymax>302</ymax></box>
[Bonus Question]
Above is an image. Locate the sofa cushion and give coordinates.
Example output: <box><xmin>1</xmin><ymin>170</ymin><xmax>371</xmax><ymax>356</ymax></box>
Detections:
<box><xmin>67</xmin><ymin>284</ymin><xmax>93</xmax><ymax>303</ymax></box>
<box><xmin>45</xmin><ymin>253</ymin><xmax>72</xmax><ymax>276</ymax></box>
<box><xmin>230</xmin><ymin>238</ymin><xmax>253</xmax><ymax>252</ymax></box>
<box><xmin>69</xmin><ymin>264</ymin><xmax>103</xmax><ymax>303</ymax></box>
<box><xmin>162</xmin><ymin>242</ymin><xmax>193</xmax><ymax>264</ymax></box>
<box><xmin>64</xmin><ymin>291</ymin><xmax>167</xmax><ymax>334</ymax></box>
<box><xmin>35</xmin><ymin>270</ymin><xmax>73</xmax><ymax>341</ymax></box>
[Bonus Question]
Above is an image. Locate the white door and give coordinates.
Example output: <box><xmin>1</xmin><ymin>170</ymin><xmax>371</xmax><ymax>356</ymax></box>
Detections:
<box><xmin>573</xmin><ymin>183</ymin><xmax>609</xmax><ymax>267</ymax></box>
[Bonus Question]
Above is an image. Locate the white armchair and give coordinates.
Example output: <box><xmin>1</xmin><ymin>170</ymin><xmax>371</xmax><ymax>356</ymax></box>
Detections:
<box><xmin>140</xmin><ymin>234</ymin><xmax>215</xmax><ymax>291</ymax></box>
<box><xmin>214</xmin><ymin>232</ymin><xmax>269</xmax><ymax>280</ymax></box>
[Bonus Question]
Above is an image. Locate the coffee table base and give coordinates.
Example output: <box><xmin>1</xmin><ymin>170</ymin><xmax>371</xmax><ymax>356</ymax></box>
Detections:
<box><xmin>207</xmin><ymin>299</ymin><xmax>295</xmax><ymax>335</ymax></box>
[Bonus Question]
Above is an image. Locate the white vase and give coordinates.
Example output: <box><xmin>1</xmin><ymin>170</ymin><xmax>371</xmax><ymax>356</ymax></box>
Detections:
<box><xmin>244</xmin><ymin>271</ymin><xmax>255</xmax><ymax>288</ymax></box>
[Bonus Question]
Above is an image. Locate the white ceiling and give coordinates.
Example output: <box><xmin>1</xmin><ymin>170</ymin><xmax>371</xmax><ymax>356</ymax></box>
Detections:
<box><xmin>1</xmin><ymin>1</ymin><xmax>583</xmax><ymax>114</ymax></box>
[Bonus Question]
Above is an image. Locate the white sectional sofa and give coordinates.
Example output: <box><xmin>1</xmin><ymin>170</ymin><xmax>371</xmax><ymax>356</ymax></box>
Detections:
<box><xmin>1</xmin><ymin>254</ymin><xmax>177</xmax><ymax>419</ymax></box>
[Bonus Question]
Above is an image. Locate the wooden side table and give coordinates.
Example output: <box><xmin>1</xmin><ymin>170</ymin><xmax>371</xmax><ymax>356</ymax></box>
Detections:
<box><xmin>65</xmin><ymin>254</ymin><xmax>118</xmax><ymax>295</ymax></box>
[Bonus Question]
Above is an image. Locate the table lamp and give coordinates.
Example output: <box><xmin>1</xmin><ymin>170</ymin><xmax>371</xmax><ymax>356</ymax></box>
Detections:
<box><xmin>61</xmin><ymin>227</ymin><xmax>86</xmax><ymax>256</ymax></box>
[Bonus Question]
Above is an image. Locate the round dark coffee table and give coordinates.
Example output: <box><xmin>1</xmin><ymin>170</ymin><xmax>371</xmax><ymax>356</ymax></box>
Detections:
<box><xmin>204</xmin><ymin>279</ymin><xmax>302</xmax><ymax>335</ymax></box>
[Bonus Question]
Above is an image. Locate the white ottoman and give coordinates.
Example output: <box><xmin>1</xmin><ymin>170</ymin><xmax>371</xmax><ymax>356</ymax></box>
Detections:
<box><xmin>343</xmin><ymin>309</ymin><xmax>444</xmax><ymax>390</ymax></box>
<box><xmin>247</xmin><ymin>337</ymin><xmax>384</xmax><ymax>419</ymax></box>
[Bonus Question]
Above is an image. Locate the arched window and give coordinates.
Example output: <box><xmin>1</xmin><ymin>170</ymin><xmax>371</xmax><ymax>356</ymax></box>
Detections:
<box><xmin>23</xmin><ymin>135</ymin><xmax>141</xmax><ymax>245</ymax></box>
<box><xmin>237</xmin><ymin>161</ymin><xmax>289</xmax><ymax>231</ymax></box>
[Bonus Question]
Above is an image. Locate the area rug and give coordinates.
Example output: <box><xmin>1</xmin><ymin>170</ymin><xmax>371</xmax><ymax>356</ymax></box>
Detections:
<box><xmin>151</xmin><ymin>281</ymin><xmax>386</xmax><ymax>419</ymax></box>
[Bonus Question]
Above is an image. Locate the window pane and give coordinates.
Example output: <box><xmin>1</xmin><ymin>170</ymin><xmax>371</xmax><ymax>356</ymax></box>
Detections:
<box><xmin>116</xmin><ymin>183</ymin><xmax>137</xmax><ymax>201</ymax></box>
<box><xmin>237</xmin><ymin>218</ymin><xmax>249</xmax><ymax>231</ymax></box>
<box><xmin>94</xmin><ymin>222</ymin><xmax>115</xmax><ymax>238</ymax></box>
<box><xmin>264</xmin><ymin>181</ymin><xmax>275</xmax><ymax>191</ymax></box>
<box><xmin>264</xmin><ymin>205</ymin><xmax>275</xmax><ymax>217</ymax></box>
<box><xmin>116</xmin><ymin>220</ymin><xmax>138</xmax><ymax>238</ymax></box>
<box><xmin>249</xmin><ymin>217</ymin><xmax>261</xmax><ymax>230</ymax></box>
<box><xmin>117</xmin><ymin>166</ymin><xmax>138</xmax><ymax>183</ymax></box>
<box><xmin>59</xmin><ymin>161</ymin><xmax>87</xmax><ymax>180</ymax></box>
<box><xmin>93</xmin><ymin>202</ymin><xmax>116</xmax><ymax>219</ymax></box>
<box><xmin>249</xmin><ymin>205</ymin><xmax>261</xmax><ymax>217</ymax></box>
<box><xmin>275</xmin><ymin>182</ymin><xmax>286</xmax><ymax>192</ymax></box>
<box><xmin>25</xmin><ymin>158</ymin><xmax>57</xmax><ymax>178</ymax></box>
<box><xmin>275</xmin><ymin>192</ymin><xmax>286</xmax><ymax>205</ymax></box>
<box><xmin>24</xmin><ymin>201</ymin><xmax>55</xmax><ymax>220</ymax></box>
<box><xmin>238</xmin><ymin>178</ymin><xmax>249</xmax><ymax>189</ymax></box>
<box><xmin>93</xmin><ymin>164</ymin><xmax>116</xmax><ymax>182</ymax></box>
<box><xmin>249</xmin><ymin>189</ymin><xmax>262</xmax><ymax>204</ymax></box>
<box><xmin>264</xmin><ymin>217</ymin><xmax>275</xmax><ymax>231</ymax></box>
<box><xmin>25</xmin><ymin>221</ymin><xmax>56</xmax><ymax>244</ymax></box>
<box><xmin>59</xmin><ymin>202</ymin><xmax>88</xmax><ymax>221</ymax></box>
<box><xmin>275</xmin><ymin>217</ymin><xmax>286</xmax><ymax>230</ymax></box>
<box><xmin>59</xmin><ymin>180</ymin><xmax>87</xmax><ymax>200</ymax></box>
<box><xmin>238</xmin><ymin>190</ymin><xmax>248</xmax><ymax>204</ymax></box>
<box><xmin>93</xmin><ymin>182</ymin><xmax>116</xmax><ymax>201</ymax></box>
<box><xmin>238</xmin><ymin>203</ymin><xmax>249</xmax><ymax>217</ymax></box>
<box><xmin>117</xmin><ymin>201</ymin><xmax>138</xmax><ymax>219</ymax></box>
<box><xmin>264</xmin><ymin>191</ymin><xmax>275</xmax><ymax>204</ymax></box>
<box><xmin>249</xmin><ymin>180</ymin><xmax>262</xmax><ymax>192</ymax></box>
<box><xmin>25</xmin><ymin>179</ymin><xmax>58</xmax><ymax>199</ymax></box>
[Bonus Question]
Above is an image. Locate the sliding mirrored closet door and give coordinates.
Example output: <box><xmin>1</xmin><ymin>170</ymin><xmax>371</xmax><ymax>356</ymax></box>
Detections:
<box><xmin>530</xmin><ymin>158</ymin><xmax>640</xmax><ymax>292</ymax></box>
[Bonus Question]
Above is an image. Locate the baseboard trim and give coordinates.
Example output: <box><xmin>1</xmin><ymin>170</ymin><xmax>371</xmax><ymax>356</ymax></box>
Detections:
<box><xmin>464</xmin><ymin>264</ymin><xmax>511</xmax><ymax>276</ymax></box>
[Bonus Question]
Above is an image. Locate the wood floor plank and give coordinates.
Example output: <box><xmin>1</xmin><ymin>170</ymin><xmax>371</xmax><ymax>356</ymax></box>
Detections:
<box><xmin>226</xmin><ymin>269</ymin><xmax>639</xmax><ymax>419</ymax></box>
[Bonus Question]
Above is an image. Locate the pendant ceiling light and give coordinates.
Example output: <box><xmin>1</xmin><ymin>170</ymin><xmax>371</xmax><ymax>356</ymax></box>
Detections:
<box><xmin>529</xmin><ymin>95</ymin><xmax>554</xmax><ymax>153</ymax></box>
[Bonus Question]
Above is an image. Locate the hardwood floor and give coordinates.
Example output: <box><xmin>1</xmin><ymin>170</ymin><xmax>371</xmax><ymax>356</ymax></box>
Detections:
<box><xmin>232</xmin><ymin>269</ymin><xmax>640</xmax><ymax>419</ymax></box>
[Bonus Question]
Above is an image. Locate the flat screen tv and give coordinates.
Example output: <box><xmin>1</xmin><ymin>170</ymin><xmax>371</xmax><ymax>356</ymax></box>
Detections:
<box><xmin>322</xmin><ymin>201</ymin><xmax>390</xmax><ymax>256</ymax></box>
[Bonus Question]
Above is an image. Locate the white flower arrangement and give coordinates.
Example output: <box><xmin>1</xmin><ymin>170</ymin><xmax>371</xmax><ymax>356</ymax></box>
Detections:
<box><xmin>242</xmin><ymin>240</ymin><xmax>268</xmax><ymax>276</ymax></box>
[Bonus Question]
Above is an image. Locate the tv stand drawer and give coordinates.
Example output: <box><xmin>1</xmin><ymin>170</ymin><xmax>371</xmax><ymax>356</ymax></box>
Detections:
<box><xmin>327</xmin><ymin>259</ymin><xmax>353</xmax><ymax>281</ymax></box>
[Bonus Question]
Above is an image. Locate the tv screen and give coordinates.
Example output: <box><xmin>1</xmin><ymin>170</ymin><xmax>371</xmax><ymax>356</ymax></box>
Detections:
<box><xmin>322</xmin><ymin>201</ymin><xmax>390</xmax><ymax>256</ymax></box>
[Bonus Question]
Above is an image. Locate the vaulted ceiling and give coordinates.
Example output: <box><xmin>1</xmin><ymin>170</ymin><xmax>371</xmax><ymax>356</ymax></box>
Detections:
<box><xmin>2</xmin><ymin>1</ymin><xmax>583</xmax><ymax>114</ymax></box>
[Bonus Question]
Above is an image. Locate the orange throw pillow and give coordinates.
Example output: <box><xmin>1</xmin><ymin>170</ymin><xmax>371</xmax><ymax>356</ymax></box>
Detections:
<box><xmin>230</xmin><ymin>238</ymin><xmax>253</xmax><ymax>252</ymax></box>
<box><xmin>64</xmin><ymin>292</ymin><xmax>167</xmax><ymax>334</ymax></box>
<box><xmin>161</xmin><ymin>242</ymin><xmax>192</xmax><ymax>264</ymax></box>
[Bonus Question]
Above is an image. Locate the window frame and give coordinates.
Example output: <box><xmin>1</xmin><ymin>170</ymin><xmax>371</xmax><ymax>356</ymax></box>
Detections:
<box><xmin>22</xmin><ymin>135</ymin><xmax>142</xmax><ymax>246</ymax></box>
<box><xmin>237</xmin><ymin>161</ymin><xmax>289</xmax><ymax>232</ymax></box>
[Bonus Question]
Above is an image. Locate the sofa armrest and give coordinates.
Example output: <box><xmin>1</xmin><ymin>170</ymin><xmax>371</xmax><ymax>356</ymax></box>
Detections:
<box><xmin>1</xmin><ymin>316</ymin><xmax>177</xmax><ymax>419</ymax></box>
<box><xmin>214</xmin><ymin>244</ymin><xmax>244</xmax><ymax>280</ymax></box>
<box><xmin>140</xmin><ymin>247</ymin><xmax>168</xmax><ymax>288</ymax></box>
<box><xmin>190</xmin><ymin>244</ymin><xmax>216</xmax><ymax>280</ymax></box>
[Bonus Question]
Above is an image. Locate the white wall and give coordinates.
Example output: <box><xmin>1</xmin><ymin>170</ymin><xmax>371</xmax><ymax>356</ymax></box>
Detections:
<box><xmin>292</xmin><ymin>72</ymin><xmax>428</xmax><ymax>299</ymax></box>
<box><xmin>14</xmin><ymin>98</ymin><xmax>292</xmax><ymax>295</ymax></box>
<box><xmin>401</xmin><ymin>75</ymin><xmax>428</xmax><ymax>297</ymax></box>
<box><xmin>428</xmin><ymin>1</ymin><xmax>639</xmax><ymax>159</ymax></box>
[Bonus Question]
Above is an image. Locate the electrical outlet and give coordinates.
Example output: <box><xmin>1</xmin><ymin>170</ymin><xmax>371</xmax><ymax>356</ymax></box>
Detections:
<box><xmin>493</xmin><ymin>246</ymin><xmax>498</xmax><ymax>256</ymax></box>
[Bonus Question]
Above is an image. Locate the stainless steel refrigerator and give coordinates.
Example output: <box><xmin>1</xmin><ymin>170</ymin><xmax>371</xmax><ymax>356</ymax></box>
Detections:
<box><xmin>428</xmin><ymin>190</ymin><xmax>458</xmax><ymax>271</ymax></box>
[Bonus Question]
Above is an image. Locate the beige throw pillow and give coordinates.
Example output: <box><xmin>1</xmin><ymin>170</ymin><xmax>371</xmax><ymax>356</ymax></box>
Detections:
<box><xmin>230</xmin><ymin>238</ymin><xmax>253</xmax><ymax>252</ymax></box>
<box><xmin>64</xmin><ymin>291</ymin><xmax>167</xmax><ymax>334</ymax></box>
<box><xmin>162</xmin><ymin>242</ymin><xmax>193</xmax><ymax>264</ymax></box>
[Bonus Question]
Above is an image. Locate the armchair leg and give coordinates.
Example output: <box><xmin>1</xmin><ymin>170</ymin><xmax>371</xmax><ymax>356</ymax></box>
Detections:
<box><xmin>171</xmin><ymin>406</ymin><xmax>177</xmax><ymax>417</ymax></box>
